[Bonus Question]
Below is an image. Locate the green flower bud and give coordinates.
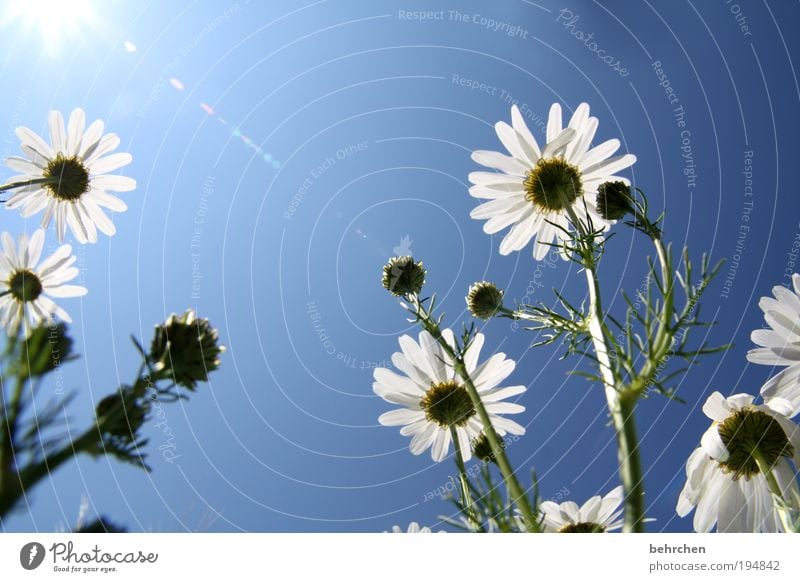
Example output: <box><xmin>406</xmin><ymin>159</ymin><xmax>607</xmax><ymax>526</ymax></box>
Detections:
<box><xmin>381</xmin><ymin>256</ymin><xmax>426</xmax><ymax>296</ymax></box>
<box><xmin>466</xmin><ymin>281</ymin><xmax>504</xmax><ymax>320</ymax></box>
<box><xmin>149</xmin><ymin>309</ymin><xmax>224</xmax><ymax>390</ymax></box>
<box><xmin>596</xmin><ymin>181</ymin><xmax>634</xmax><ymax>221</ymax></box>
<box><xmin>471</xmin><ymin>432</ymin><xmax>505</xmax><ymax>464</ymax></box>
<box><xmin>95</xmin><ymin>386</ymin><xmax>148</xmax><ymax>440</ymax></box>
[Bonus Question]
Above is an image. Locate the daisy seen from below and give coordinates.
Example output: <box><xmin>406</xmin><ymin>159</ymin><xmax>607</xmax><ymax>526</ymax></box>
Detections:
<box><xmin>676</xmin><ymin>392</ymin><xmax>800</xmax><ymax>532</ymax></box>
<box><xmin>469</xmin><ymin>103</ymin><xmax>636</xmax><ymax>260</ymax></box>
<box><xmin>539</xmin><ymin>486</ymin><xmax>625</xmax><ymax>532</ymax></box>
<box><xmin>373</xmin><ymin>330</ymin><xmax>526</xmax><ymax>462</ymax></box>
<box><xmin>387</xmin><ymin>522</ymin><xmax>434</xmax><ymax>533</ymax></box>
<box><xmin>0</xmin><ymin>229</ymin><xmax>86</xmax><ymax>336</ymax></box>
<box><xmin>747</xmin><ymin>273</ymin><xmax>800</xmax><ymax>418</ymax></box>
<box><xmin>4</xmin><ymin>108</ymin><xmax>135</xmax><ymax>244</ymax></box>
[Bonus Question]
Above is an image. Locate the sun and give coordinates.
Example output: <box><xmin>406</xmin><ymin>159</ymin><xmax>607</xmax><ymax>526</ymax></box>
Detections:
<box><xmin>4</xmin><ymin>0</ymin><xmax>97</xmax><ymax>53</ymax></box>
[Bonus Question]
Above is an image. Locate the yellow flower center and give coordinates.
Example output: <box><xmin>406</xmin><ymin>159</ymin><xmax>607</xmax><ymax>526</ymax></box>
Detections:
<box><xmin>44</xmin><ymin>153</ymin><xmax>90</xmax><ymax>201</ymax></box>
<box><xmin>420</xmin><ymin>380</ymin><xmax>475</xmax><ymax>428</ymax></box>
<box><xmin>523</xmin><ymin>157</ymin><xmax>583</xmax><ymax>212</ymax></box>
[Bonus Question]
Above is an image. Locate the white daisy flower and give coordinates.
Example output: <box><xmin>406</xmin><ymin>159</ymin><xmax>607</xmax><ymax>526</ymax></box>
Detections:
<box><xmin>747</xmin><ymin>273</ymin><xmax>800</xmax><ymax>418</ymax></box>
<box><xmin>539</xmin><ymin>486</ymin><xmax>625</xmax><ymax>532</ymax></box>
<box><xmin>4</xmin><ymin>108</ymin><xmax>135</xmax><ymax>244</ymax></box>
<box><xmin>469</xmin><ymin>103</ymin><xmax>636</xmax><ymax>260</ymax></box>
<box><xmin>0</xmin><ymin>229</ymin><xmax>87</xmax><ymax>336</ymax></box>
<box><xmin>676</xmin><ymin>391</ymin><xmax>800</xmax><ymax>532</ymax></box>
<box><xmin>387</xmin><ymin>522</ymin><xmax>434</xmax><ymax>533</ymax></box>
<box><xmin>373</xmin><ymin>330</ymin><xmax>526</xmax><ymax>462</ymax></box>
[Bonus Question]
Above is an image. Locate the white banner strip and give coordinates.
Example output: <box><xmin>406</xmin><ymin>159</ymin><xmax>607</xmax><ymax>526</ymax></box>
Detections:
<box><xmin>1</xmin><ymin>533</ymin><xmax>797</xmax><ymax>580</ymax></box>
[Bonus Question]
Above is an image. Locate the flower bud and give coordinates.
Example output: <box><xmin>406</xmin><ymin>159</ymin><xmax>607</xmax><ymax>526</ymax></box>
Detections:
<box><xmin>95</xmin><ymin>386</ymin><xmax>148</xmax><ymax>440</ymax></box>
<box><xmin>381</xmin><ymin>256</ymin><xmax>426</xmax><ymax>296</ymax></box>
<box><xmin>149</xmin><ymin>309</ymin><xmax>224</xmax><ymax>390</ymax></box>
<box><xmin>596</xmin><ymin>181</ymin><xmax>633</xmax><ymax>221</ymax></box>
<box><xmin>471</xmin><ymin>432</ymin><xmax>505</xmax><ymax>464</ymax></box>
<box><xmin>466</xmin><ymin>281</ymin><xmax>504</xmax><ymax>320</ymax></box>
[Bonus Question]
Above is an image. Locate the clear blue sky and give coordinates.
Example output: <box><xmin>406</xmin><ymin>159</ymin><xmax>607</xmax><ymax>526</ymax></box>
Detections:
<box><xmin>0</xmin><ymin>0</ymin><xmax>797</xmax><ymax>532</ymax></box>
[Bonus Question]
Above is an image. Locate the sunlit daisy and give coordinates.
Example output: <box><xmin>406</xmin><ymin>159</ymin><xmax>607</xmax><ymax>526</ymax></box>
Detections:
<box><xmin>676</xmin><ymin>392</ymin><xmax>800</xmax><ymax>532</ymax></box>
<box><xmin>387</xmin><ymin>522</ymin><xmax>434</xmax><ymax>533</ymax></box>
<box><xmin>0</xmin><ymin>229</ymin><xmax>86</xmax><ymax>336</ymax></box>
<box><xmin>4</xmin><ymin>108</ymin><xmax>135</xmax><ymax>244</ymax></box>
<box><xmin>747</xmin><ymin>273</ymin><xmax>800</xmax><ymax>418</ymax></box>
<box><xmin>373</xmin><ymin>330</ymin><xmax>526</xmax><ymax>462</ymax></box>
<box><xmin>469</xmin><ymin>103</ymin><xmax>636</xmax><ymax>260</ymax></box>
<box><xmin>540</xmin><ymin>486</ymin><xmax>625</xmax><ymax>532</ymax></box>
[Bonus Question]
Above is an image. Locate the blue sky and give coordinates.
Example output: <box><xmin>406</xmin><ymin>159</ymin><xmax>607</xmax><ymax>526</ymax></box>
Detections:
<box><xmin>0</xmin><ymin>0</ymin><xmax>798</xmax><ymax>532</ymax></box>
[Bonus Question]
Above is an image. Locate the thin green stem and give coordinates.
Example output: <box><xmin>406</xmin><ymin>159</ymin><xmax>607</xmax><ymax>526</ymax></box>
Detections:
<box><xmin>751</xmin><ymin>451</ymin><xmax>798</xmax><ymax>533</ymax></box>
<box><xmin>450</xmin><ymin>425</ymin><xmax>479</xmax><ymax>530</ymax></box>
<box><xmin>0</xmin><ymin>177</ymin><xmax>57</xmax><ymax>193</ymax></box>
<box><xmin>560</xmin><ymin>200</ymin><xmax>647</xmax><ymax>532</ymax></box>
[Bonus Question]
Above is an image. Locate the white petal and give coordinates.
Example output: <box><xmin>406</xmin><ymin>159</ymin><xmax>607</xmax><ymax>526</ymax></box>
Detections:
<box><xmin>87</xmin><ymin>189</ymin><xmax>128</xmax><ymax>212</ymax></box>
<box><xmin>90</xmin><ymin>174</ymin><xmax>136</xmax><ymax>192</ymax></box>
<box><xmin>78</xmin><ymin>119</ymin><xmax>105</xmax><ymax>158</ymax></box>
<box><xmin>700</xmin><ymin>426</ymin><xmax>729</xmax><ymax>461</ymax></box>
<box><xmin>716</xmin><ymin>478</ymin><xmax>748</xmax><ymax>532</ymax></box>
<box><xmin>16</xmin><ymin>126</ymin><xmax>53</xmax><ymax>160</ymax></box>
<box><xmin>702</xmin><ymin>391</ymin><xmax>731</xmax><ymax>422</ymax></box>
<box><xmin>66</xmin><ymin>108</ymin><xmax>85</xmax><ymax>156</ymax></box>
<box><xmin>471</xmin><ymin>150</ymin><xmax>530</xmax><ymax>177</ymax></box>
<box><xmin>378</xmin><ymin>408</ymin><xmax>425</xmax><ymax>426</ymax></box>
<box><xmin>578</xmin><ymin>139</ymin><xmax>620</xmax><ymax>171</ymax></box>
<box><xmin>89</xmin><ymin>152</ymin><xmax>132</xmax><ymax>175</ymax></box>
<box><xmin>44</xmin><ymin>284</ymin><xmax>87</xmax><ymax>298</ymax></box>
<box><xmin>541</xmin><ymin>127</ymin><xmax>576</xmax><ymax>158</ymax></box>
<box><xmin>5</xmin><ymin>156</ymin><xmax>44</xmax><ymax>173</ymax></box>
<box><xmin>495</xmin><ymin>121</ymin><xmax>537</xmax><ymax>166</ymax></box>
<box><xmin>546</xmin><ymin>102</ymin><xmax>562</xmax><ymax>143</ymax></box>
<box><xmin>498</xmin><ymin>210</ymin><xmax>538</xmax><ymax>255</ymax></box>
<box><xmin>48</xmin><ymin>111</ymin><xmax>66</xmax><ymax>153</ymax></box>
<box><xmin>510</xmin><ymin>105</ymin><xmax>541</xmax><ymax>160</ymax></box>
<box><xmin>582</xmin><ymin>154</ymin><xmax>637</xmax><ymax>181</ymax></box>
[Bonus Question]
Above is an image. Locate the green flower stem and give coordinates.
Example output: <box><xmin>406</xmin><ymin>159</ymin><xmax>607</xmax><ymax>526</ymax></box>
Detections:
<box><xmin>0</xmin><ymin>376</ymin><xmax>25</xmax><ymax>512</ymax></box>
<box><xmin>450</xmin><ymin>425</ymin><xmax>479</xmax><ymax>530</ymax></box>
<box><xmin>409</xmin><ymin>296</ymin><xmax>540</xmax><ymax>532</ymax></box>
<box><xmin>583</xmin><ymin>256</ymin><xmax>646</xmax><ymax>532</ymax></box>
<box><xmin>0</xmin><ymin>426</ymin><xmax>96</xmax><ymax>516</ymax></box>
<box><xmin>561</xmin><ymin>200</ymin><xmax>648</xmax><ymax>532</ymax></box>
<box><xmin>0</xmin><ymin>177</ymin><xmax>58</xmax><ymax>193</ymax></box>
<box><xmin>751</xmin><ymin>451</ymin><xmax>799</xmax><ymax>533</ymax></box>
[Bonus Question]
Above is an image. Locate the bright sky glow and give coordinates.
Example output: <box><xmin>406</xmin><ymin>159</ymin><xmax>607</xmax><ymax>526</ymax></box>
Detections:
<box><xmin>4</xmin><ymin>0</ymin><xmax>96</xmax><ymax>53</ymax></box>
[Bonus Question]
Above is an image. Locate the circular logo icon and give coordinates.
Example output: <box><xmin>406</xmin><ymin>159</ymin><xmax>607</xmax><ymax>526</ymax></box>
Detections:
<box><xmin>19</xmin><ymin>542</ymin><xmax>46</xmax><ymax>570</ymax></box>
